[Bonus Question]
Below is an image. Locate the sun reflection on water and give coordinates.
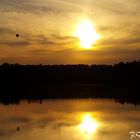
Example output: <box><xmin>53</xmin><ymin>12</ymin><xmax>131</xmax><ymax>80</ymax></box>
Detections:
<box><xmin>79</xmin><ymin>114</ymin><xmax>99</xmax><ymax>134</ymax></box>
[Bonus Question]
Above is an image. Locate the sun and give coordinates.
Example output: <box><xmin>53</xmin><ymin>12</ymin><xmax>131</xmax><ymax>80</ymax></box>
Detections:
<box><xmin>80</xmin><ymin>114</ymin><xmax>99</xmax><ymax>134</ymax></box>
<box><xmin>74</xmin><ymin>20</ymin><xmax>100</xmax><ymax>49</ymax></box>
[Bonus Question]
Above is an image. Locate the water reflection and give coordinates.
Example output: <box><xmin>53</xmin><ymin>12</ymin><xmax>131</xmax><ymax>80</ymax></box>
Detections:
<box><xmin>80</xmin><ymin>114</ymin><xmax>99</xmax><ymax>134</ymax></box>
<box><xmin>0</xmin><ymin>99</ymin><xmax>140</xmax><ymax>140</ymax></box>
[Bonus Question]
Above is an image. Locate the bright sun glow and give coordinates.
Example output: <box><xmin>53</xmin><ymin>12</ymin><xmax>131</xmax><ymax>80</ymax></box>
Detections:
<box><xmin>80</xmin><ymin>114</ymin><xmax>99</xmax><ymax>134</ymax></box>
<box><xmin>74</xmin><ymin>20</ymin><xmax>100</xmax><ymax>49</ymax></box>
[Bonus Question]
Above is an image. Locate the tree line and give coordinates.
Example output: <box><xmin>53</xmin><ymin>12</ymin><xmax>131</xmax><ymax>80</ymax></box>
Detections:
<box><xmin>0</xmin><ymin>60</ymin><xmax>140</xmax><ymax>105</ymax></box>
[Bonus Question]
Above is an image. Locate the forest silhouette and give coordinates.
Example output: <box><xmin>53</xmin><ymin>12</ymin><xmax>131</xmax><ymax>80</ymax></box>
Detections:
<box><xmin>0</xmin><ymin>60</ymin><xmax>140</xmax><ymax>105</ymax></box>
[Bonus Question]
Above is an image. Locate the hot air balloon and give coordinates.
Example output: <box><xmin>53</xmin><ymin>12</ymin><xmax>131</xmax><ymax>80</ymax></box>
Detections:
<box><xmin>16</xmin><ymin>34</ymin><xmax>19</xmax><ymax>38</ymax></box>
<box><xmin>17</xmin><ymin>126</ymin><xmax>20</xmax><ymax>131</ymax></box>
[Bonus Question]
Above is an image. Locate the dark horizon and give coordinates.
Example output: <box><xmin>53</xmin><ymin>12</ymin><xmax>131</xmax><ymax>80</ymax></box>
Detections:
<box><xmin>0</xmin><ymin>60</ymin><xmax>140</xmax><ymax>105</ymax></box>
<box><xmin>1</xmin><ymin>59</ymin><xmax>140</xmax><ymax>66</ymax></box>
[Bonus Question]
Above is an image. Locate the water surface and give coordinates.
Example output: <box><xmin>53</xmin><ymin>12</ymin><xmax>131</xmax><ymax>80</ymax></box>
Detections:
<box><xmin>0</xmin><ymin>99</ymin><xmax>140</xmax><ymax>140</ymax></box>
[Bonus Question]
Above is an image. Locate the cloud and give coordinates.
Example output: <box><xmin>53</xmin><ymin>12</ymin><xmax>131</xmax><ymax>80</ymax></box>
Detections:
<box><xmin>90</xmin><ymin>0</ymin><xmax>140</xmax><ymax>16</ymax></box>
<box><xmin>122</xmin><ymin>37</ymin><xmax>140</xmax><ymax>44</ymax></box>
<box><xmin>100</xmin><ymin>37</ymin><xmax>140</xmax><ymax>46</ymax></box>
<box><xmin>51</xmin><ymin>34</ymin><xmax>77</xmax><ymax>41</ymax></box>
<box><xmin>29</xmin><ymin>49</ymin><xmax>48</xmax><ymax>54</ymax></box>
<box><xmin>0</xmin><ymin>27</ymin><xmax>15</xmax><ymax>34</ymax></box>
<box><xmin>0</xmin><ymin>130</ymin><xmax>11</xmax><ymax>136</ymax></box>
<box><xmin>30</xmin><ymin>34</ymin><xmax>78</xmax><ymax>47</ymax></box>
<box><xmin>0</xmin><ymin>41</ymin><xmax>31</xmax><ymax>47</ymax></box>
<box><xmin>52</xmin><ymin>122</ymin><xmax>78</xmax><ymax>129</ymax></box>
<box><xmin>0</xmin><ymin>117</ymin><xmax>30</xmax><ymax>124</ymax></box>
<box><xmin>0</xmin><ymin>0</ymin><xmax>60</xmax><ymax>15</ymax></box>
<box><xmin>0</xmin><ymin>0</ymin><xmax>80</xmax><ymax>15</ymax></box>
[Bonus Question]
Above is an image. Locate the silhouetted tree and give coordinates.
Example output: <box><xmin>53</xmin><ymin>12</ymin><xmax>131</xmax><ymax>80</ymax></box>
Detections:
<box><xmin>0</xmin><ymin>60</ymin><xmax>140</xmax><ymax>105</ymax></box>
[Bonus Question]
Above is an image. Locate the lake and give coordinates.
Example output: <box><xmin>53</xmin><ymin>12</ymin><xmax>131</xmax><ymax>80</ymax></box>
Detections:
<box><xmin>0</xmin><ymin>99</ymin><xmax>140</xmax><ymax>140</ymax></box>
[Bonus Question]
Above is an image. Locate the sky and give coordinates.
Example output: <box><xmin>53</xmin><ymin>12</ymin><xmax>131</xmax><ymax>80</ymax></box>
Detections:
<box><xmin>0</xmin><ymin>0</ymin><xmax>140</xmax><ymax>64</ymax></box>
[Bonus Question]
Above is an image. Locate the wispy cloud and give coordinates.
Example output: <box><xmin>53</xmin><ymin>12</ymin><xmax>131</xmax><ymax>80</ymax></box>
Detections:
<box><xmin>0</xmin><ymin>27</ymin><xmax>16</xmax><ymax>34</ymax></box>
<box><xmin>0</xmin><ymin>0</ymin><xmax>140</xmax><ymax>64</ymax></box>
<box><xmin>0</xmin><ymin>41</ymin><xmax>31</xmax><ymax>47</ymax></box>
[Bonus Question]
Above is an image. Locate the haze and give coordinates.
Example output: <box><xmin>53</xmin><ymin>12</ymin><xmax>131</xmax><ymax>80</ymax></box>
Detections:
<box><xmin>0</xmin><ymin>0</ymin><xmax>140</xmax><ymax>64</ymax></box>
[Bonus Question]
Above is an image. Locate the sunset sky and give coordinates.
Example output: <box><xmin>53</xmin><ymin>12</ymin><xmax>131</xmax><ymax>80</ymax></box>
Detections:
<box><xmin>0</xmin><ymin>0</ymin><xmax>140</xmax><ymax>64</ymax></box>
